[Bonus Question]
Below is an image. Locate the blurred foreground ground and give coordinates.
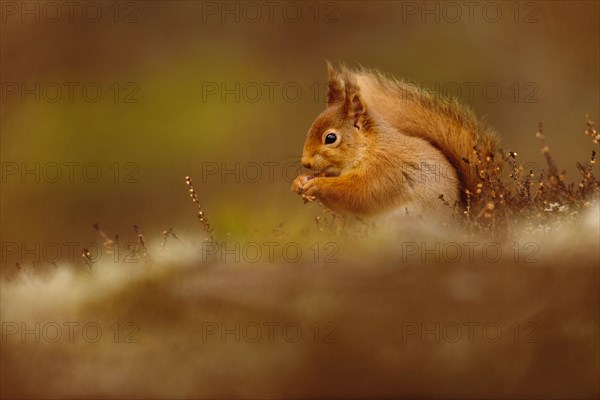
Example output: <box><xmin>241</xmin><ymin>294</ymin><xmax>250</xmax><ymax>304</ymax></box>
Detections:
<box><xmin>2</xmin><ymin>209</ymin><xmax>598</xmax><ymax>399</ymax></box>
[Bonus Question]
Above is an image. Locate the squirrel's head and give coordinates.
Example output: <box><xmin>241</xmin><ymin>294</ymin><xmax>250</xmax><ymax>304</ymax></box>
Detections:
<box><xmin>300</xmin><ymin>63</ymin><xmax>373</xmax><ymax>177</ymax></box>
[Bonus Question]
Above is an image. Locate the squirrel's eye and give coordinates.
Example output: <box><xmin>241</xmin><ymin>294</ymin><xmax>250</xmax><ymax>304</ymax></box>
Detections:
<box><xmin>324</xmin><ymin>133</ymin><xmax>337</xmax><ymax>145</ymax></box>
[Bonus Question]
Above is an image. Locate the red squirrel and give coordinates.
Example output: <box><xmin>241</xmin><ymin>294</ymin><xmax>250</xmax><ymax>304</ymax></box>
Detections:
<box><xmin>292</xmin><ymin>63</ymin><xmax>498</xmax><ymax>219</ymax></box>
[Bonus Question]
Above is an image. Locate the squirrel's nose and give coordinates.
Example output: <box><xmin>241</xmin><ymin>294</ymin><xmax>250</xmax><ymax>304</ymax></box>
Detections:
<box><xmin>301</xmin><ymin>157</ymin><xmax>311</xmax><ymax>169</ymax></box>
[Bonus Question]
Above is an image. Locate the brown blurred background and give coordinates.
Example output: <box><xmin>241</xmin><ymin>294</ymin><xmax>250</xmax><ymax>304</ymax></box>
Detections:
<box><xmin>1</xmin><ymin>0</ymin><xmax>599</xmax><ymax>267</ymax></box>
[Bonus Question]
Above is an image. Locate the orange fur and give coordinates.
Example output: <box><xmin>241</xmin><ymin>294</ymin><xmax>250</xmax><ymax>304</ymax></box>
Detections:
<box><xmin>292</xmin><ymin>63</ymin><xmax>498</xmax><ymax>219</ymax></box>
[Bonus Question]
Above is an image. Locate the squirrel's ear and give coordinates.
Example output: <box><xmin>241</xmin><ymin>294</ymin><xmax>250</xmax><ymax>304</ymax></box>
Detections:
<box><xmin>326</xmin><ymin>61</ymin><xmax>344</xmax><ymax>105</ymax></box>
<box><xmin>343</xmin><ymin>77</ymin><xmax>369</xmax><ymax>130</ymax></box>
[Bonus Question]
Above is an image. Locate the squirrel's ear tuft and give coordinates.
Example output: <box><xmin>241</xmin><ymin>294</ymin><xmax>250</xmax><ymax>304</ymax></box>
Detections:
<box><xmin>343</xmin><ymin>75</ymin><xmax>370</xmax><ymax>130</ymax></box>
<box><xmin>326</xmin><ymin>61</ymin><xmax>344</xmax><ymax>105</ymax></box>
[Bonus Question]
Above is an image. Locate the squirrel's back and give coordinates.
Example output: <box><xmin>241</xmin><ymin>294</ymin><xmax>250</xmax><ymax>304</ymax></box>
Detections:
<box><xmin>352</xmin><ymin>68</ymin><xmax>499</xmax><ymax>199</ymax></box>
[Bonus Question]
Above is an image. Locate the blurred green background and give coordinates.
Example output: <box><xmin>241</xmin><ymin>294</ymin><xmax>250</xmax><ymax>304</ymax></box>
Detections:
<box><xmin>1</xmin><ymin>0</ymin><xmax>598</xmax><ymax>268</ymax></box>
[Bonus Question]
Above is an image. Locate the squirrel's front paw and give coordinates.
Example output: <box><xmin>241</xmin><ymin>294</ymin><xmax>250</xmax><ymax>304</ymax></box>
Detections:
<box><xmin>292</xmin><ymin>174</ymin><xmax>319</xmax><ymax>203</ymax></box>
<box><xmin>291</xmin><ymin>173</ymin><xmax>313</xmax><ymax>193</ymax></box>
